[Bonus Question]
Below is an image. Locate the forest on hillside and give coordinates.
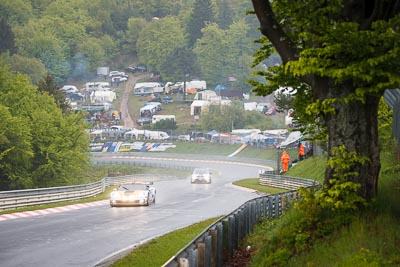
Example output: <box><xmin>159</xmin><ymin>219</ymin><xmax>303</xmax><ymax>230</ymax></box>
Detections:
<box><xmin>0</xmin><ymin>0</ymin><xmax>281</xmax><ymax>89</ymax></box>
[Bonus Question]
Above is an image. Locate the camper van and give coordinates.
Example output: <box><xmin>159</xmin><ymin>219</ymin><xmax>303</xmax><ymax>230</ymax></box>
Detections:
<box><xmin>152</xmin><ymin>115</ymin><xmax>176</xmax><ymax>124</ymax></box>
<box><xmin>85</xmin><ymin>82</ymin><xmax>111</xmax><ymax>91</ymax></box>
<box><xmin>144</xmin><ymin>102</ymin><xmax>162</xmax><ymax>112</ymax></box>
<box><xmin>145</xmin><ymin>130</ymin><xmax>170</xmax><ymax>140</ymax></box>
<box><xmin>133</xmin><ymin>82</ymin><xmax>164</xmax><ymax>96</ymax></box>
<box><xmin>140</xmin><ymin>105</ymin><xmax>158</xmax><ymax>117</ymax></box>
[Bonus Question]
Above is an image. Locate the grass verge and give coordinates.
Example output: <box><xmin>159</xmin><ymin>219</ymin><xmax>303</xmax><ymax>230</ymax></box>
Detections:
<box><xmin>244</xmin><ymin>154</ymin><xmax>400</xmax><ymax>266</ymax></box>
<box><xmin>233</xmin><ymin>178</ymin><xmax>288</xmax><ymax>195</ymax></box>
<box><xmin>111</xmin><ymin>216</ymin><xmax>223</xmax><ymax>267</ymax></box>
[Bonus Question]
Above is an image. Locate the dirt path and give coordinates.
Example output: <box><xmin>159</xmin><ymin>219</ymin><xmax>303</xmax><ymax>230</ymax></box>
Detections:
<box><xmin>120</xmin><ymin>74</ymin><xmax>147</xmax><ymax>129</ymax></box>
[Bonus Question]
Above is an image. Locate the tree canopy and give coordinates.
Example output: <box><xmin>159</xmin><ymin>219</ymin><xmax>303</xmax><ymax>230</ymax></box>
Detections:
<box><xmin>250</xmin><ymin>0</ymin><xmax>400</xmax><ymax>200</ymax></box>
<box><xmin>0</xmin><ymin>65</ymin><xmax>90</xmax><ymax>190</ymax></box>
<box><xmin>0</xmin><ymin>0</ymin><xmax>262</xmax><ymax>88</ymax></box>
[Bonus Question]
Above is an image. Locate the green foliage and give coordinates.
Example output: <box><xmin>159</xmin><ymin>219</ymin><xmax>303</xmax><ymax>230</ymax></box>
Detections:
<box><xmin>0</xmin><ymin>17</ymin><xmax>16</xmax><ymax>54</ymax></box>
<box><xmin>323</xmin><ymin>146</ymin><xmax>368</xmax><ymax>210</ymax></box>
<box><xmin>194</xmin><ymin>21</ymin><xmax>255</xmax><ymax>87</ymax></box>
<box><xmin>152</xmin><ymin>119</ymin><xmax>177</xmax><ymax>131</ymax></box>
<box><xmin>186</xmin><ymin>0</ymin><xmax>216</xmax><ymax>48</ymax></box>
<box><xmin>247</xmin><ymin>149</ymin><xmax>370</xmax><ymax>266</ymax></box>
<box><xmin>0</xmin><ymin>66</ymin><xmax>90</xmax><ymax>189</ymax></box>
<box><xmin>200</xmin><ymin>103</ymin><xmax>243</xmax><ymax>132</ymax></box>
<box><xmin>137</xmin><ymin>16</ymin><xmax>185</xmax><ymax>70</ymax></box>
<box><xmin>199</xmin><ymin>102</ymin><xmax>285</xmax><ymax>132</ymax></box>
<box><xmin>2</xmin><ymin>0</ymin><xmax>260</xmax><ymax>85</ymax></box>
<box><xmin>124</xmin><ymin>17</ymin><xmax>147</xmax><ymax>55</ymax></box>
<box><xmin>0</xmin><ymin>104</ymin><xmax>34</xmax><ymax>190</ymax></box>
<box><xmin>215</xmin><ymin>0</ymin><xmax>233</xmax><ymax>30</ymax></box>
<box><xmin>160</xmin><ymin>47</ymin><xmax>201</xmax><ymax>81</ymax></box>
<box><xmin>0</xmin><ymin>52</ymin><xmax>46</xmax><ymax>84</ymax></box>
<box><xmin>36</xmin><ymin>73</ymin><xmax>70</xmax><ymax>114</ymax></box>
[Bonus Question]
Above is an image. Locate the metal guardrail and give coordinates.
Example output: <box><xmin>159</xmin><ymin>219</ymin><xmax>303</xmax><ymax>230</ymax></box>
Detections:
<box><xmin>0</xmin><ymin>160</ymin><xmax>193</xmax><ymax>211</ymax></box>
<box><xmin>0</xmin><ymin>173</ymin><xmax>185</xmax><ymax>211</ymax></box>
<box><xmin>0</xmin><ymin>158</ymin><xmax>321</xmax><ymax>266</ymax></box>
<box><xmin>162</xmin><ymin>173</ymin><xmax>320</xmax><ymax>266</ymax></box>
<box><xmin>162</xmin><ymin>191</ymin><xmax>300</xmax><ymax>267</ymax></box>
<box><xmin>258</xmin><ymin>170</ymin><xmax>319</xmax><ymax>190</ymax></box>
<box><xmin>0</xmin><ymin>180</ymin><xmax>106</xmax><ymax>210</ymax></box>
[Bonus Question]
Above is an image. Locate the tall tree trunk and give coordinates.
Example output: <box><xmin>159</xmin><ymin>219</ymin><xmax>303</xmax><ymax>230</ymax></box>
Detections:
<box><xmin>324</xmin><ymin>85</ymin><xmax>381</xmax><ymax>200</ymax></box>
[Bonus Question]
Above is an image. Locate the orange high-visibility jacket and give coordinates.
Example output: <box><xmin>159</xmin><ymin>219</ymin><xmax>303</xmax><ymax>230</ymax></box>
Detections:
<box><xmin>298</xmin><ymin>144</ymin><xmax>305</xmax><ymax>156</ymax></box>
<box><xmin>281</xmin><ymin>151</ymin><xmax>290</xmax><ymax>164</ymax></box>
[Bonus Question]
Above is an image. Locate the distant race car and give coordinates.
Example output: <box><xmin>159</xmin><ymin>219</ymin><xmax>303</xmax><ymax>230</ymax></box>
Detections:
<box><xmin>110</xmin><ymin>182</ymin><xmax>156</xmax><ymax>207</ymax></box>
<box><xmin>191</xmin><ymin>168</ymin><xmax>212</xmax><ymax>184</ymax></box>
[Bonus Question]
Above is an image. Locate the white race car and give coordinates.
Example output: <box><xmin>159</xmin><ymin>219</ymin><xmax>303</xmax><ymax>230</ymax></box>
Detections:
<box><xmin>191</xmin><ymin>168</ymin><xmax>212</xmax><ymax>184</ymax></box>
<box><xmin>110</xmin><ymin>182</ymin><xmax>156</xmax><ymax>207</ymax></box>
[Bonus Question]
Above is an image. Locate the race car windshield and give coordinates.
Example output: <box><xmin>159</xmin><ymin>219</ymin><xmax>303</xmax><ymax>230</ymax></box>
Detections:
<box><xmin>119</xmin><ymin>184</ymin><xmax>147</xmax><ymax>191</ymax></box>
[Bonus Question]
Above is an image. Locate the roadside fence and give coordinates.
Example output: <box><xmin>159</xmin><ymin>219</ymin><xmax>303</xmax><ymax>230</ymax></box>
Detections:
<box><xmin>0</xmin><ymin>159</ymin><xmax>321</xmax><ymax>267</ymax></box>
<box><xmin>0</xmin><ymin>160</ymin><xmax>193</xmax><ymax>211</ymax></box>
<box><xmin>162</xmin><ymin>172</ymin><xmax>321</xmax><ymax>267</ymax></box>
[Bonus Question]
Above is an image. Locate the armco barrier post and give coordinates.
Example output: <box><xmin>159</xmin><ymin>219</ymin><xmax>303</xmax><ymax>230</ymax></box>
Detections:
<box><xmin>268</xmin><ymin>195</ymin><xmax>274</xmax><ymax>218</ymax></box>
<box><xmin>210</xmin><ymin>228</ymin><xmax>217</xmax><ymax>267</ymax></box>
<box><xmin>222</xmin><ymin>219</ymin><xmax>229</xmax><ymax>263</ymax></box>
<box><xmin>178</xmin><ymin>258</ymin><xmax>189</xmax><ymax>267</ymax></box>
<box><xmin>233</xmin><ymin>212</ymin><xmax>239</xmax><ymax>251</ymax></box>
<box><xmin>281</xmin><ymin>193</ymin><xmax>287</xmax><ymax>212</ymax></box>
<box><xmin>251</xmin><ymin>201</ymin><xmax>256</xmax><ymax>229</ymax></box>
<box><xmin>189</xmin><ymin>247</ymin><xmax>198</xmax><ymax>267</ymax></box>
<box><xmin>275</xmin><ymin>194</ymin><xmax>281</xmax><ymax>216</ymax></box>
<box><xmin>197</xmin><ymin>241</ymin><xmax>205</xmax><ymax>267</ymax></box>
<box><xmin>247</xmin><ymin>202</ymin><xmax>252</xmax><ymax>234</ymax></box>
<box><xmin>236</xmin><ymin>209</ymin><xmax>243</xmax><ymax>242</ymax></box>
<box><xmin>216</xmin><ymin>223</ymin><xmax>223</xmax><ymax>267</ymax></box>
<box><xmin>228</xmin><ymin>216</ymin><xmax>234</xmax><ymax>257</ymax></box>
<box><xmin>205</xmin><ymin>235</ymin><xmax>212</xmax><ymax>267</ymax></box>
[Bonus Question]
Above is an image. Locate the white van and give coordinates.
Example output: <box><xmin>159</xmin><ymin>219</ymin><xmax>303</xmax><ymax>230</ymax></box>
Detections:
<box><xmin>61</xmin><ymin>85</ymin><xmax>79</xmax><ymax>93</ymax></box>
<box><xmin>152</xmin><ymin>115</ymin><xmax>176</xmax><ymax>124</ymax></box>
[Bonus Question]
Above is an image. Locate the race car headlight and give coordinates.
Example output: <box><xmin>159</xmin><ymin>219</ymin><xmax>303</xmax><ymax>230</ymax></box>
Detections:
<box><xmin>110</xmin><ymin>192</ymin><xmax>120</xmax><ymax>199</ymax></box>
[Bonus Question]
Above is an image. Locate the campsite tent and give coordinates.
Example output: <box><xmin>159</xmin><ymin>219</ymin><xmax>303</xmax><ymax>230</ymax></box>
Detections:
<box><xmin>277</xmin><ymin>131</ymin><xmax>302</xmax><ymax>148</ymax></box>
<box><xmin>190</xmin><ymin>100</ymin><xmax>210</xmax><ymax>116</ymax></box>
<box><xmin>90</xmin><ymin>90</ymin><xmax>116</xmax><ymax>103</ymax></box>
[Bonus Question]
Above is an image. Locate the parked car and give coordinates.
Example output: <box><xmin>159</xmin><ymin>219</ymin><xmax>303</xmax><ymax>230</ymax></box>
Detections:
<box><xmin>109</xmin><ymin>70</ymin><xmax>121</xmax><ymax>78</ymax></box>
<box><xmin>135</xmin><ymin>64</ymin><xmax>147</xmax><ymax>72</ymax></box>
<box><xmin>191</xmin><ymin>168</ymin><xmax>212</xmax><ymax>184</ymax></box>
<box><xmin>124</xmin><ymin>66</ymin><xmax>137</xmax><ymax>73</ymax></box>
<box><xmin>110</xmin><ymin>182</ymin><xmax>156</xmax><ymax>207</ymax></box>
<box><xmin>111</xmin><ymin>75</ymin><xmax>128</xmax><ymax>83</ymax></box>
<box><xmin>136</xmin><ymin>117</ymin><xmax>152</xmax><ymax>126</ymax></box>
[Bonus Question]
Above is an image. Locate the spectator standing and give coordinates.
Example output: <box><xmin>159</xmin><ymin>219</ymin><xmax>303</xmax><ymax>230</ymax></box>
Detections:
<box><xmin>281</xmin><ymin>150</ymin><xmax>291</xmax><ymax>172</ymax></box>
<box><xmin>298</xmin><ymin>143</ymin><xmax>305</xmax><ymax>161</ymax></box>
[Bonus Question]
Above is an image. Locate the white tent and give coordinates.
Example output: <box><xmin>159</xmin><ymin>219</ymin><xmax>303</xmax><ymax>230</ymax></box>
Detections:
<box><xmin>90</xmin><ymin>90</ymin><xmax>116</xmax><ymax>103</ymax></box>
<box><xmin>277</xmin><ymin>131</ymin><xmax>302</xmax><ymax>148</ymax></box>
<box><xmin>194</xmin><ymin>90</ymin><xmax>217</xmax><ymax>100</ymax></box>
<box><xmin>190</xmin><ymin>100</ymin><xmax>210</xmax><ymax>115</ymax></box>
<box><xmin>243</xmin><ymin>102</ymin><xmax>257</xmax><ymax>111</ymax></box>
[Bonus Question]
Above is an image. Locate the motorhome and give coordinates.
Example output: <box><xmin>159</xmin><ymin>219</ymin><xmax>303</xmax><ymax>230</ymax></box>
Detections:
<box><xmin>133</xmin><ymin>82</ymin><xmax>164</xmax><ymax>96</ymax></box>
<box><xmin>165</xmin><ymin>80</ymin><xmax>207</xmax><ymax>94</ymax></box>
<box><xmin>140</xmin><ymin>105</ymin><xmax>158</xmax><ymax>117</ymax></box>
<box><xmin>152</xmin><ymin>115</ymin><xmax>176</xmax><ymax>124</ymax></box>
<box><xmin>144</xmin><ymin>102</ymin><xmax>162</xmax><ymax>112</ymax></box>
<box><xmin>85</xmin><ymin>82</ymin><xmax>111</xmax><ymax>91</ymax></box>
<box><xmin>123</xmin><ymin>129</ymin><xmax>169</xmax><ymax>140</ymax></box>
<box><xmin>145</xmin><ymin>130</ymin><xmax>170</xmax><ymax>140</ymax></box>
